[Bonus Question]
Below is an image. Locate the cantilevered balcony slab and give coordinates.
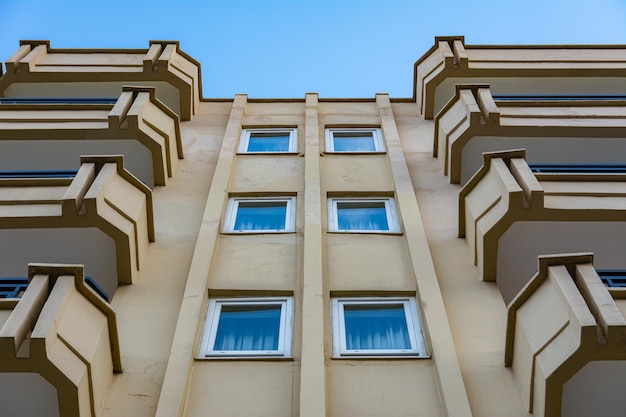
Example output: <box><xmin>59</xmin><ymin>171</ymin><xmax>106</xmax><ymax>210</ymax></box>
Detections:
<box><xmin>0</xmin><ymin>156</ymin><xmax>154</xmax><ymax>298</ymax></box>
<box><xmin>459</xmin><ymin>150</ymin><xmax>626</xmax><ymax>303</ymax></box>
<box><xmin>0</xmin><ymin>86</ymin><xmax>182</xmax><ymax>187</ymax></box>
<box><xmin>435</xmin><ymin>85</ymin><xmax>626</xmax><ymax>184</ymax></box>
<box><xmin>415</xmin><ymin>36</ymin><xmax>626</xmax><ymax>119</ymax></box>
<box><xmin>0</xmin><ymin>40</ymin><xmax>201</xmax><ymax>120</ymax></box>
<box><xmin>505</xmin><ymin>254</ymin><xmax>626</xmax><ymax>417</ymax></box>
<box><xmin>0</xmin><ymin>264</ymin><xmax>121</xmax><ymax>417</ymax></box>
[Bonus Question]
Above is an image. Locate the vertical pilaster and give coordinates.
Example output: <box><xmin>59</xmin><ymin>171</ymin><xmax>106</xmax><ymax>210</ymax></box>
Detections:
<box><xmin>299</xmin><ymin>92</ymin><xmax>327</xmax><ymax>417</ymax></box>
<box><xmin>376</xmin><ymin>94</ymin><xmax>473</xmax><ymax>417</ymax></box>
<box><xmin>155</xmin><ymin>94</ymin><xmax>247</xmax><ymax>417</ymax></box>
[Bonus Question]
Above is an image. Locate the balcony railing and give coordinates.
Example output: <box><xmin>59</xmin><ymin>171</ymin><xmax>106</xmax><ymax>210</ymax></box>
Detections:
<box><xmin>0</xmin><ymin>97</ymin><xmax>117</xmax><ymax>104</ymax></box>
<box><xmin>598</xmin><ymin>270</ymin><xmax>626</xmax><ymax>288</ymax></box>
<box><xmin>0</xmin><ymin>170</ymin><xmax>77</xmax><ymax>179</ymax></box>
<box><xmin>529</xmin><ymin>164</ymin><xmax>626</xmax><ymax>174</ymax></box>
<box><xmin>492</xmin><ymin>94</ymin><xmax>626</xmax><ymax>102</ymax></box>
<box><xmin>0</xmin><ymin>276</ymin><xmax>110</xmax><ymax>301</ymax></box>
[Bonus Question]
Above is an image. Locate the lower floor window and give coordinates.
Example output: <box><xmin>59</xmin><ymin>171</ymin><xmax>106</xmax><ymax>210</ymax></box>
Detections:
<box><xmin>332</xmin><ymin>297</ymin><xmax>426</xmax><ymax>357</ymax></box>
<box><xmin>201</xmin><ymin>297</ymin><xmax>293</xmax><ymax>357</ymax></box>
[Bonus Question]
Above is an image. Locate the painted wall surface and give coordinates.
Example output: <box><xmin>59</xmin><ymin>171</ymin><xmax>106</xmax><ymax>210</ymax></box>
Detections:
<box><xmin>328</xmin><ymin>360</ymin><xmax>443</xmax><ymax>417</ymax></box>
<box><xmin>498</xmin><ymin>221</ymin><xmax>626</xmax><ymax>303</ymax></box>
<box><xmin>185</xmin><ymin>361</ymin><xmax>295</xmax><ymax>417</ymax></box>
<box><xmin>0</xmin><ymin>373</ymin><xmax>60</xmax><ymax>417</ymax></box>
<box><xmin>0</xmin><ymin>228</ymin><xmax>117</xmax><ymax>296</ymax></box>
<box><xmin>461</xmin><ymin>136</ymin><xmax>626</xmax><ymax>185</ymax></box>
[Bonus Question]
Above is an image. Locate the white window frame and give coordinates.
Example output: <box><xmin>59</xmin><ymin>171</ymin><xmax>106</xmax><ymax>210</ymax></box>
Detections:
<box><xmin>200</xmin><ymin>297</ymin><xmax>293</xmax><ymax>357</ymax></box>
<box><xmin>325</xmin><ymin>128</ymin><xmax>385</xmax><ymax>153</ymax></box>
<box><xmin>331</xmin><ymin>297</ymin><xmax>426</xmax><ymax>357</ymax></box>
<box><xmin>238</xmin><ymin>128</ymin><xmax>298</xmax><ymax>154</ymax></box>
<box><xmin>327</xmin><ymin>197</ymin><xmax>400</xmax><ymax>233</ymax></box>
<box><xmin>223</xmin><ymin>197</ymin><xmax>296</xmax><ymax>233</ymax></box>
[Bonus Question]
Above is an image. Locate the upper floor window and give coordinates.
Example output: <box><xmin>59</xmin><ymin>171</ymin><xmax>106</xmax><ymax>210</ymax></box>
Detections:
<box><xmin>331</xmin><ymin>297</ymin><xmax>426</xmax><ymax>357</ymax></box>
<box><xmin>238</xmin><ymin>128</ymin><xmax>298</xmax><ymax>153</ymax></box>
<box><xmin>200</xmin><ymin>297</ymin><xmax>293</xmax><ymax>357</ymax></box>
<box><xmin>328</xmin><ymin>198</ymin><xmax>400</xmax><ymax>233</ymax></box>
<box><xmin>325</xmin><ymin>128</ymin><xmax>385</xmax><ymax>153</ymax></box>
<box><xmin>224</xmin><ymin>197</ymin><xmax>296</xmax><ymax>233</ymax></box>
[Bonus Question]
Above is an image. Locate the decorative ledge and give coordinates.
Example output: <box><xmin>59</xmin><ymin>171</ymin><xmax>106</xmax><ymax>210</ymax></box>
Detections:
<box><xmin>434</xmin><ymin>84</ymin><xmax>626</xmax><ymax>184</ymax></box>
<box><xmin>414</xmin><ymin>36</ymin><xmax>626</xmax><ymax>119</ymax></box>
<box><xmin>459</xmin><ymin>150</ymin><xmax>626</xmax><ymax>302</ymax></box>
<box><xmin>0</xmin><ymin>40</ymin><xmax>201</xmax><ymax>121</ymax></box>
<box><xmin>0</xmin><ymin>86</ymin><xmax>182</xmax><ymax>187</ymax></box>
<box><xmin>0</xmin><ymin>156</ymin><xmax>154</xmax><ymax>297</ymax></box>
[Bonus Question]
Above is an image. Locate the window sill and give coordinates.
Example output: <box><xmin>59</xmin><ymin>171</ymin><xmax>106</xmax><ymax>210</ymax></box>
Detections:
<box><xmin>331</xmin><ymin>354</ymin><xmax>430</xmax><ymax>360</ymax></box>
<box><xmin>322</xmin><ymin>151</ymin><xmax>387</xmax><ymax>155</ymax></box>
<box><xmin>237</xmin><ymin>152</ymin><xmax>300</xmax><ymax>156</ymax></box>
<box><xmin>195</xmin><ymin>355</ymin><xmax>294</xmax><ymax>361</ymax></box>
<box><xmin>326</xmin><ymin>230</ymin><xmax>403</xmax><ymax>235</ymax></box>
<box><xmin>221</xmin><ymin>230</ymin><xmax>296</xmax><ymax>235</ymax></box>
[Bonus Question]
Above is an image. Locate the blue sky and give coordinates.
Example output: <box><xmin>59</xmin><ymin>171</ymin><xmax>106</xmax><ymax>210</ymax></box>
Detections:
<box><xmin>1</xmin><ymin>0</ymin><xmax>626</xmax><ymax>98</ymax></box>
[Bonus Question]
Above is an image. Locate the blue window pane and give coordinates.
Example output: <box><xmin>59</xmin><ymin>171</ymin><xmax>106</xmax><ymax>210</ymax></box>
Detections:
<box><xmin>247</xmin><ymin>133</ymin><xmax>291</xmax><ymax>152</ymax></box>
<box><xmin>333</xmin><ymin>132</ymin><xmax>376</xmax><ymax>152</ymax></box>
<box><xmin>344</xmin><ymin>305</ymin><xmax>411</xmax><ymax>350</ymax></box>
<box><xmin>214</xmin><ymin>305</ymin><xmax>281</xmax><ymax>351</ymax></box>
<box><xmin>234</xmin><ymin>202</ymin><xmax>287</xmax><ymax>230</ymax></box>
<box><xmin>337</xmin><ymin>202</ymin><xmax>388</xmax><ymax>230</ymax></box>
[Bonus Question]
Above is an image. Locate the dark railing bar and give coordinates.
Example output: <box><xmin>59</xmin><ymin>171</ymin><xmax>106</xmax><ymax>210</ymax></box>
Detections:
<box><xmin>493</xmin><ymin>95</ymin><xmax>626</xmax><ymax>101</ymax></box>
<box><xmin>529</xmin><ymin>164</ymin><xmax>626</xmax><ymax>174</ymax></box>
<box><xmin>0</xmin><ymin>170</ymin><xmax>78</xmax><ymax>179</ymax></box>
<box><xmin>0</xmin><ymin>97</ymin><xmax>118</xmax><ymax>104</ymax></box>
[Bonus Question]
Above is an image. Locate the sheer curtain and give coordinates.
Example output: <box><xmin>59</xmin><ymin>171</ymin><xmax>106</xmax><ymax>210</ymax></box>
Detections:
<box><xmin>333</xmin><ymin>133</ymin><xmax>375</xmax><ymax>152</ymax></box>
<box><xmin>214</xmin><ymin>305</ymin><xmax>281</xmax><ymax>351</ymax></box>
<box><xmin>344</xmin><ymin>305</ymin><xmax>410</xmax><ymax>350</ymax></box>
<box><xmin>337</xmin><ymin>202</ymin><xmax>389</xmax><ymax>231</ymax></box>
<box><xmin>234</xmin><ymin>202</ymin><xmax>287</xmax><ymax>230</ymax></box>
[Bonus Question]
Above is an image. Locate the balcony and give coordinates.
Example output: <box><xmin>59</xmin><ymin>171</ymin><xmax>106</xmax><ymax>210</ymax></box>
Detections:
<box><xmin>415</xmin><ymin>36</ymin><xmax>626</xmax><ymax>119</ymax></box>
<box><xmin>434</xmin><ymin>85</ymin><xmax>626</xmax><ymax>184</ymax></box>
<box><xmin>0</xmin><ymin>40</ymin><xmax>201</xmax><ymax>120</ymax></box>
<box><xmin>505</xmin><ymin>254</ymin><xmax>626</xmax><ymax>417</ymax></box>
<box><xmin>0</xmin><ymin>156</ymin><xmax>154</xmax><ymax>298</ymax></box>
<box><xmin>459</xmin><ymin>150</ymin><xmax>626</xmax><ymax>303</ymax></box>
<box><xmin>0</xmin><ymin>86</ymin><xmax>182</xmax><ymax>187</ymax></box>
<box><xmin>0</xmin><ymin>264</ymin><xmax>121</xmax><ymax>417</ymax></box>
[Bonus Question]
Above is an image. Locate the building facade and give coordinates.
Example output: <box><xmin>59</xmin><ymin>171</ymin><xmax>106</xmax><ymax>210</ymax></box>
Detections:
<box><xmin>0</xmin><ymin>36</ymin><xmax>626</xmax><ymax>417</ymax></box>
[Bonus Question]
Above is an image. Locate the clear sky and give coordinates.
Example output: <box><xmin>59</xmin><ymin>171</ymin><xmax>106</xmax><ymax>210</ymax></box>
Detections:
<box><xmin>1</xmin><ymin>0</ymin><xmax>626</xmax><ymax>98</ymax></box>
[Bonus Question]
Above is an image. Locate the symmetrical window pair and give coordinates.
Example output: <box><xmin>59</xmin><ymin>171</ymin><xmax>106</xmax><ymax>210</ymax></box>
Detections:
<box><xmin>200</xmin><ymin>297</ymin><xmax>426</xmax><ymax>358</ymax></box>
<box><xmin>224</xmin><ymin>197</ymin><xmax>399</xmax><ymax>233</ymax></box>
<box><xmin>238</xmin><ymin>128</ymin><xmax>384</xmax><ymax>154</ymax></box>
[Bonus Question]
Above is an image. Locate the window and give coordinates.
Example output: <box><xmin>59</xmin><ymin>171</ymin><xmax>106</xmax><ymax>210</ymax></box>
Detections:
<box><xmin>238</xmin><ymin>128</ymin><xmax>297</xmax><ymax>153</ymax></box>
<box><xmin>201</xmin><ymin>297</ymin><xmax>293</xmax><ymax>357</ymax></box>
<box><xmin>328</xmin><ymin>198</ymin><xmax>400</xmax><ymax>233</ymax></box>
<box><xmin>325</xmin><ymin>128</ymin><xmax>384</xmax><ymax>153</ymax></box>
<box><xmin>332</xmin><ymin>297</ymin><xmax>426</xmax><ymax>357</ymax></box>
<box><xmin>224</xmin><ymin>197</ymin><xmax>296</xmax><ymax>233</ymax></box>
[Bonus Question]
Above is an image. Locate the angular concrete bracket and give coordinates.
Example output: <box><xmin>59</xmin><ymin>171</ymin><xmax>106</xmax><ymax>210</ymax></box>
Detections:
<box><xmin>0</xmin><ymin>263</ymin><xmax>121</xmax><ymax>417</ymax></box>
